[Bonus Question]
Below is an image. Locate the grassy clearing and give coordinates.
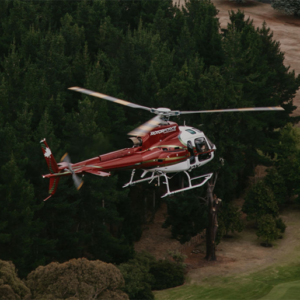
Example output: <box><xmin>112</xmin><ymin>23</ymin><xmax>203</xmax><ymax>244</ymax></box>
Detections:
<box><xmin>154</xmin><ymin>264</ymin><xmax>300</xmax><ymax>300</ymax></box>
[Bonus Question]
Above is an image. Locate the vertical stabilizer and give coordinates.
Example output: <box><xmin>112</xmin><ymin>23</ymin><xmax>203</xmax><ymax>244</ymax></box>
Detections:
<box><xmin>40</xmin><ymin>138</ymin><xmax>60</xmax><ymax>200</ymax></box>
<box><xmin>40</xmin><ymin>138</ymin><xmax>58</xmax><ymax>174</ymax></box>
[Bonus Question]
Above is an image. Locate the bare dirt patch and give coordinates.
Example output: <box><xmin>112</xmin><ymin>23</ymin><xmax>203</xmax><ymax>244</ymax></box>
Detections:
<box><xmin>181</xmin><ymin>244</ymin><xmax>236</xmax><ymax>271</ymax></box>
<box><xmin>134</xmin><ymin>202</ymin><xmax>182</xmax><ymax>259</ymax></box>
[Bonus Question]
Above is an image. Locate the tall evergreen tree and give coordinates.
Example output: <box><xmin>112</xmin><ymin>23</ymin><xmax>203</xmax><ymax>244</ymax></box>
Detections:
<box><xmin>0</xmin><ymin>156</ymin><xmax>40</xmax><ymax>276</ymax></box>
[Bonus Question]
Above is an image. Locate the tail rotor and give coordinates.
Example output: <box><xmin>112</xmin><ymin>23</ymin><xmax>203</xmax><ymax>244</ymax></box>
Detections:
<box><xmin>60</xmin><ymin>153</ymin><xmax>84</xmax><ymax>190</ymax></box>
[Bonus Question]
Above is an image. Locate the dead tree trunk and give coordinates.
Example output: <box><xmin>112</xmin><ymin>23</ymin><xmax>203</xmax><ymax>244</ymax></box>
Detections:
<box><xmin>205</xmin><ymin>175</ymin><xmax>221</xmax><ymax>261</ymax></box>
<box><xmin>205</xmin><ymin>182</ymin><xmax>216</xmax><ymax>260</ymax></box>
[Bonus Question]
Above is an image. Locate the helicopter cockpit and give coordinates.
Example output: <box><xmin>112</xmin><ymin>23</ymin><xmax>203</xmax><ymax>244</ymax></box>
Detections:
<box><xmin>179</xmin><ymin>126</ymin><xmax>215</xmax><ymax>167</ymax></box>
<box><xmin>195</xmin><ymin>137</ymin><xmax>210</xmax><ymax>161</ymax></box>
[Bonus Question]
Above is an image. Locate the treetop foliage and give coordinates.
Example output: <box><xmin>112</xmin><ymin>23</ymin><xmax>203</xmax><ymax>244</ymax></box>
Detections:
<box><xmin>26</xmin><ymin>258</ymin><xmax>128</xmax><ymax>300</ymax></box>
<box><xmin>0</xmin><ymin>260</ymin><xmax>31</xmax><ymax>300</ymax></box>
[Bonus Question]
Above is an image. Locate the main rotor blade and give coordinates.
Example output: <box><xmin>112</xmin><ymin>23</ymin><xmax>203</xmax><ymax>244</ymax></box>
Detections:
<box><xmin>128</xmin><ymin>115</ymin><xmax>161</xmax><ymax>137</ymax></box>
<box><xmin>180</xmin><ymin>107</ymin><xmax>284</xmax><ymax>114</ymax></box>
<box><xmin>69</xmin><ymin>87</ymin><xmax>151</xmax><ymax>111</ymax></box>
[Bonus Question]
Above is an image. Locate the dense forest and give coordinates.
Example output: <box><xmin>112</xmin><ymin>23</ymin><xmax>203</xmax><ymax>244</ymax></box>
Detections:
<box><xmin>0</xmin><ymin>0</ymin><xmax>299</xmax><ymax>281</ymax></box>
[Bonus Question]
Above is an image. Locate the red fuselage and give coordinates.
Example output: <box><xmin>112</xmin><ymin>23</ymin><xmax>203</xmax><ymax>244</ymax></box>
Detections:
<box><xmin>69</xmin><ymin>122</ymin><xmax>189</xmax><ymax>175</ymax></box>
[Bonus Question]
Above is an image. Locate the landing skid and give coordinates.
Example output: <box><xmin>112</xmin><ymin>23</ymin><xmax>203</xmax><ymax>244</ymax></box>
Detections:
<box><xmin>123</xmin><ymin>169</ymin><xmax>213</xmax><ymax>198</ymax></box>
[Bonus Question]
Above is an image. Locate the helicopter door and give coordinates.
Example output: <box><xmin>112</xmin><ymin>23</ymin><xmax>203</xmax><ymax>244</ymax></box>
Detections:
<box><xmin>195</xmin><ymin>137</ymin><xmax>210</xmax><ymax>161</ymax></box>
<box><xmin>187</xmin><ymin>141</ymin><xmax>195</xmax><ymax>164</ymax></box>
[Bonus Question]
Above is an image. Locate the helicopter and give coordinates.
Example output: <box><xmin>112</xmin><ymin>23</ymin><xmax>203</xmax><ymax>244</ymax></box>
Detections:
<box><xmin>41</xmin><ymin>87</ymin><xmax>284</xmax><ymax>201</ymax></box>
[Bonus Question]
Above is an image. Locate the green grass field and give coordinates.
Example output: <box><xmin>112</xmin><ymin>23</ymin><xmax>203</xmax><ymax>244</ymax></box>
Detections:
<box><xmin>154</xmin><ymin>264</ymin><xmax>300</xmax><ymax>300</ymax></box>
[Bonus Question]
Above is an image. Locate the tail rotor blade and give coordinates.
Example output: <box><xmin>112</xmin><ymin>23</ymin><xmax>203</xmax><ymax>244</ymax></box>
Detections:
<box><xmin>61</xmin><ymin>153</ymin><xmax>71</xmax><ymax>163</ymax></box>
<box><xmin>72</xmin><ymin>173</ymin><xmax>84</xmax><ymax>190</ymax></box>
<box><xmin>60</xmin><ymin>153</ymin><xmax>84</xmax><ymax>190</ymax></box>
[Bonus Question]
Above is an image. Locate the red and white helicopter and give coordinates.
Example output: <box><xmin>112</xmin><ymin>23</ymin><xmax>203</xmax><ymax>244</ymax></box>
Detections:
<box><xmin>41</xmin><ymin>87</ymin><xmax>284</xmax><ymax>201</ymax></box>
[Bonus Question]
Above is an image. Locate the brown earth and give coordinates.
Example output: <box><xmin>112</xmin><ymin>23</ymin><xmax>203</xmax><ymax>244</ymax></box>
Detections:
<box><xmin>134</xmin><ymin>202</ymin><xmax>183</xmax><ymax>260</ymax></box>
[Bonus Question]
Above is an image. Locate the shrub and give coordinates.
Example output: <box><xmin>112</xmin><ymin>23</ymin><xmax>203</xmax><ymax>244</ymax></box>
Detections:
<box><xmin>26</xmin><ymin>258</ymin><xmax>128</xmax><ymax>300</ymax></box>
<box><xmin>0</xmin><ymin>260</ymin><xmax>31</xmax><ymax>300</ymax></box>
<box><xmin>118</xmin><ymin>252</ymin><xmax>155</xmax><ymax>300</ymax></box>
<box><xmin>271</xmin><ymin>0</ymin><xmax>300</xmax><ymax>17</ymax></box>
<box><xmin>167</xmin><ymin>250</ymin><xmax>187</xmax><ymax>267</ymax></box>
<box><xmin>119</xmin><ymin>251</ymin><xmax>185</xmax><ymax>297</ymax></box>
<box><xmin>217</xmin><ymin>203</ymin><xmax>244</xmax><ymax>240</ymax></box>
<box><xmin>150</xmin><ymin>260</ymin><xmax>184</xmax><ymax>290</ymax></box>
<box><xmin>276</xmin><ymin>217</ymin><xmax>286</xmax><ymax>234</ymax></box>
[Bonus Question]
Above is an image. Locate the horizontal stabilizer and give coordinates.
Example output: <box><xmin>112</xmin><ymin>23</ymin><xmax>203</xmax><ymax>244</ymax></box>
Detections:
<box><xmin>43</xmin><ymin>177</ymin><xmax>60</xmax><ymax>201</ymax></box>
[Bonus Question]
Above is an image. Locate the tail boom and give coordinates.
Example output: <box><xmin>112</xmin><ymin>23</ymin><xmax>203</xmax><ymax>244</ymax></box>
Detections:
<box><xmin>40</xmin><ymin>138</ymin><xmax>110</xmax><ymax>200</ymax></box>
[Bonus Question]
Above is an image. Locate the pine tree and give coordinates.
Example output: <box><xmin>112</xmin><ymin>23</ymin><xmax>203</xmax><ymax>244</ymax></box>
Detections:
<box><xmin>0</xmin><ymin>156</ymin><xmax>39</xmax><ymax>277</ymax></box>
<box><xmin>163</xmin><ymin>190</ymin><xmax>208</xmax><ymax>244</ymax></box>
<box><xmin>256</xmin><ymin>214</ymin><xmax>279</xmax><ymax>247</ymax></box>
<box><xmin>243</xmin><ymin>181</ymin><xmax>279</xmax><ymax>222</ymax></box>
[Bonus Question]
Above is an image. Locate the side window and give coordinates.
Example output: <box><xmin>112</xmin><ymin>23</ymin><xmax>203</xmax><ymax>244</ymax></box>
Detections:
<box><xmin>195</xmin><ymin>137</ymin><xmax>210</xmax><ymax>161</ymax></box>
<box><xmin>187</xmin><ymin>140</ymin><xmax>195</xmax><ymax>164</ymax></box>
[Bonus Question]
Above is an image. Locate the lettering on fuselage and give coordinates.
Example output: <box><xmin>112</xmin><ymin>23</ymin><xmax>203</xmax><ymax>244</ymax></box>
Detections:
<box><xmin>150</xmin><ymin>126</ymin><xmax>176</xmax><ymax>136</ymax></box>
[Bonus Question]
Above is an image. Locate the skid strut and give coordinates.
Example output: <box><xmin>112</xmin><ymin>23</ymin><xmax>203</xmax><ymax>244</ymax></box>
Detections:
<box><xmin>123</xmin><ymin>169</ymin><xmax>213</xmax><ymax>198</ymax></box>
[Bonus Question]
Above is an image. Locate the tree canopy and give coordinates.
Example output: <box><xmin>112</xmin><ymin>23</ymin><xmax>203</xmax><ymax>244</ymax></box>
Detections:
<box><xmin>0</xmin><ymin>0</ymin><xmax>299</xmax><ymax>276</ymax></box>
<box><xmin>26</xmin><ymin>258</ymin><xmax>128</xmax><ymax>300</ymax></box>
